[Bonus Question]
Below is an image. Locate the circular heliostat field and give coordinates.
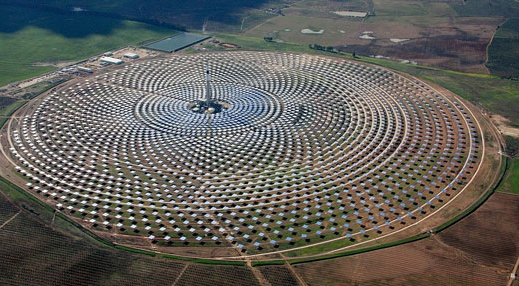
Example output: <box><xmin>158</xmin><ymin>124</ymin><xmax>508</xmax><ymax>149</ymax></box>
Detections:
<box><xmin>5</xmin><ymin>52</ymin><xmax>482</xmax><ymax>258</ymax></box>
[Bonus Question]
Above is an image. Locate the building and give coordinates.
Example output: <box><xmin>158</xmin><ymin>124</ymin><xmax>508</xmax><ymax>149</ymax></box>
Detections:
<box><xmin>100</xmin><ymin>57</ymin><xmax>123</xmax><ymax>65</ymax></box>
<box><xmin>77</xmin><ymin>66</ymin><xmax>93</xmax><ymax>73</ymax></box>
<box><xmin>124</xmin><ymin>53</ymin><xmax>139</xmax><ymax>59</ymax></box>
<box><xmin>144</xmin><ymin>32</ymin><xmax>210</xmax><ymax>53</ymax></box>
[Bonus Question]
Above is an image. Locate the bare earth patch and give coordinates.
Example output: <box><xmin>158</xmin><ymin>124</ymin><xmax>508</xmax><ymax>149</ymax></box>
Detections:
<box><xmin>301</xmin><ymin>28</ymin><xmax>324</xmax><ymax>34</ymax></box>
<box><xmin>31</xmin><ymin>61</ymin><xmax>76</xmax><ymax>68</ymax></box>
<box><xmin>491</xmin><ymin>114</ymin><xmax>519</xmax><ymax>137</ymax></box>
<box><xmin>332</xmin><ymin>11</ymin><xmax>367</xmax><ymax>18</ymax></box>
<box><xmin>390</xmin><ymin>38</ymin><xmax>409</xmax><ymax>43</ymax></box>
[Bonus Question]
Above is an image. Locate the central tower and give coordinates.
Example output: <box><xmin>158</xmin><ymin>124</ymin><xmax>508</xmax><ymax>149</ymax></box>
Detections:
<box><xmin>205</xmin><ymin>66</ymin><xmax>212</xmax><ymax>103</ymax></box>
<box><xmin>188</xmin><ymin>65</ymin><xmax>230</xmax><ymax>114</ymax></box>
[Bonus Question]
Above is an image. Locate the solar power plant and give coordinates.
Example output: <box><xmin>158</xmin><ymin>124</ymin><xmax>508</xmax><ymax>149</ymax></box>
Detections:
<box><xmin>3</xmin><ymin>52</ymin><xmax>483</xmax><ymax>259</ymax></box>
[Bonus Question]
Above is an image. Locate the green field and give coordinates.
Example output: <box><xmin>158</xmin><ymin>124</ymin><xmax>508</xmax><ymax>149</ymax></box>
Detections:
<box><xmin>0</xmin><ymin>5</ymin><xmax>177</xmax><ymax>87</ymax></box>
<box><xmin>450</xmin><ymin>0</ymin><xmax>519</xmax><ymax>17</ymax></box>
<box><xmin>497</xmin><ymin>158</ymin><xmax>519</xmax><ymax>195</ymax></box>
<box><xmin>487</xmin><ymin>18</ymin><xmax>519</xmax><ymax>78</ymax></box>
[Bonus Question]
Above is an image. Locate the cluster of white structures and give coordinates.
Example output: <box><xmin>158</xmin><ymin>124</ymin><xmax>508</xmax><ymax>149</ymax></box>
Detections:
<box><xmin>4</xmin><ymin>52</ymin><xmax>481</xmax><ymax>256</ymax></box>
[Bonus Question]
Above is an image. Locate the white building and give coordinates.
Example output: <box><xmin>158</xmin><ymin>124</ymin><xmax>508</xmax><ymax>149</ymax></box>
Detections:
<box><xmin>100</xmin><ymin>57</ymin><xmax>123</xmax><ymax>65</ymax></box>
<box><xmin>124</xmin><ymin>53</ymin><xmax>139</xmax><ymax>59</ymax></box>
<box><xmin>77</xmin><ymin>66</ymin><xmax>93</xmax><ymax>73</ymax></box>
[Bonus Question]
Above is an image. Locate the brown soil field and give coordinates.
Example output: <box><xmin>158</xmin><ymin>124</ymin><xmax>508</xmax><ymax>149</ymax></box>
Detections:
<box><xmin>175</xmin><ymin>264</ymin><xmax>261</xmax><ymax>286</ymax></box>
<box><xmin>0</xmin><ymin>195</ymin><xmax>19</xmax><ymax>224</ymax></box>
<box><xmin>293</xmin><ymin>192</ymin><xmax>519</xmax><ymax>286</ymax></box>
<box><xmin>259</xmin><ymin>265</ymin><xmax>300</xmax><ymax>286</ymax></box>
<box><xmin>336</xmin><ymin>16</ymin><xmax>503</xmax><ymax>73</ymax></box>
<box><xmin>437</xmin><ymin>192</ymin><xmax>519</xmax><ymax>269</ymax></box>
<box><xmin>246</xmin><ymin>10</ymin><xmax>503</xmax><ymax>73</ymax></box>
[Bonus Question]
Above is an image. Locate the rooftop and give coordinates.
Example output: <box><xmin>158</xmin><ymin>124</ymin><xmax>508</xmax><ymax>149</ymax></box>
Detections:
<box><xmin>144</xmin><ymin>32</ymin><xmax>210</xmax><ymax>53</ymax></box>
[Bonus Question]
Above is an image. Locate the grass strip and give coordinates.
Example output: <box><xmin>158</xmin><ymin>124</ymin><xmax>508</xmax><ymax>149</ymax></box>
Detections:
<box><xmin>287</xmin><ymin>233</ymin><xmax>431</xmax><ymax>264</ymax></box>
<box><xmin>161</xmin><ymin>253</ymin><xmax>246</xmax><ymax>265</ymax></box>
<box><xmin>251</xmin><ymin>260</ymin><xmax>286</xmax><ymax>266</ymax></box>
<box><xmin>115</xmin><ymin>245</ymin><xmax>157</xmax><ymax>257</ymax></box>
